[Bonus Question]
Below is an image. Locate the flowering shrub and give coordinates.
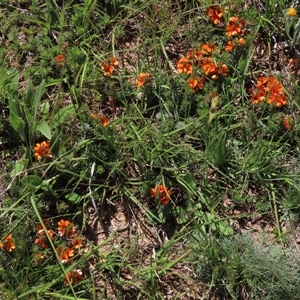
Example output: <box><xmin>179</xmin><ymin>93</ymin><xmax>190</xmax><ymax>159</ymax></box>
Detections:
<box><xmin>250</xmin><ymin>76</ymin><xmax>287</xmax><ymax>107</ymax></box>
<box><xmin>33</xmin><ymin>219</ymin><xmax>84</xmax><ymax>284</ymax></box>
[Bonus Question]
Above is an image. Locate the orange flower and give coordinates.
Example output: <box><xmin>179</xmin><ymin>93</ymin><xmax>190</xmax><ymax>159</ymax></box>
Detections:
<box><xmin>226</xmin><ymin>16</ymin><xmax>245</xmax><ymax>37</ymax></box>
<box><xmin>150</xmin><ymin>184</ymin><xmax>172</xmax><ymax>206</ymax></box>
<box><xmin>206</xmin><ymin>6</ymin><xmax>223</xmax><ymax>24</ymax></box>
<box><xmin>56</xmin><ymin>246</ymin><xmax>74</xmax><ymax>263</ymax></box>
<box><xmin>188</xmin><ymin>77</ymin><xmax>205</xmax><ymax>92</ymax></box>
<box><xmin>58</xmin><ymin>220</ymin><xmax>76</xmax><ymax>238</ymax></box>
<box><xmin>186</xmin><ymin>49</ymin><xmax>202</xmax><ymax>61</ymax></box>
<box><xmin>250</xmin><ymin>76</ymin><xmax>287</xmax><ymax>107</ymax></box>
<box><xmin>100</xmin><ymin>57</ymin><xmax>119</xmax><ymax>76</ymax></box>
<box><xmin>137</xmin><ymin>72</ymin><xmax>151</xmax><ymax>88</ymax></box>
<box><xmin>177</xmin><ymin>57</ymin><xmax>193</xmax><ymax>75</ymax></box>
<box><xmin>288</xmin><ymin>58</ymin><xmax>297</xmax><ymax>68</ymax></box>
<box><xmin>64</xmin><ymin>269</ymin><xmax>84</xmax><ymax>285</ymax></box>
<box><xmin>91</xmin><ymin>114</ymin><xmax>109</xmax><ymax>127</ymax></box>
<box><xmin>282</xmin><ymin>116</ymin><xmax>294</xmax><ymax>131</ymax></box>
<box><xmin>237</xmin><ymin>37</ymin><xmax>245</xmax><ymax>45</ymax></box>
<box><xmin>34</xmin><ymin>141</ymin><xmax>52</xmax><ymax>160</ymax></box>
<box><xmin>55</xmin><ymin>54</ymin><xmax>64</xmax><ymax>64</ymax></box>
<box><xmin>71</xmin><ymin>237</ymin><xmax>83</xmax><ymax>249</ymax></box>
<box><xmin>100</xmin><ymin>62</ymin><xmax>114</xmax><ymax>76</ymax></box>
<box><xmin>200</xmin><ymin>43</ymin><xmax>217</xmax><ymax>56</ymax></box>
<box><xmin>109</xmin><ymin>57</ymin><xmax>119</xmax><ymax>67</ymax></box>
<box><xmin>35</xmin><ymin>230</ymin><xmax>54</xmax><ymax>249</ymax></box>
<box><xmin>0</xmin><ymin>234</ymin><xmax>15</xmax><ymax>252</ymax></box>
<box><xmin>225</xmin><ymin>41</ymin><xmax>234</xmax><ymax>51</ymax></box>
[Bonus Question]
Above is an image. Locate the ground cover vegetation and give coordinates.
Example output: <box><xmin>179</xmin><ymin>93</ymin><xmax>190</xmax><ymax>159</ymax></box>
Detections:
<box><xmin>1</xmin><ymin>0</ymin><xmax>300</xmax><ymax>299</ymax></box>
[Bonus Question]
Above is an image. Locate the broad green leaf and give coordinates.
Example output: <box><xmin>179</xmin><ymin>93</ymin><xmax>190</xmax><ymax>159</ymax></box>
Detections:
<box><xmin>49</xmin><ymin>104</ymin><xmax>75</xmax><ymax>129</ymax></box>
<box><xmin>23</xmin><ymin>104</ymin><xmax>35</xmax><ymax>129</ymax></box>
<box><xmin>217</xmin><ymin>221</ymin><xmax>234</xmax><ymax>236</ymax></box>
<box><xmin>8</xmin><ymin>95</ymin><xmax>21</xmax><ymax>118</ymax></box>
<box><xmin>50</xmin><ymin>132</ymin><xmax>60</xmax><ymax>156</ymax></box>
<box><xmin>37</xmin><ymin>121</ymin><xmax>52</xmax><ymax>139</ymax></box>
<box><xmin>9</xmin><ymin>111</ymin><xmax>26</xmax><ymax>142</ymax></box>
<box><xmin>32</xmin><ymin>79</ymin><xmax>45</xmax><ymax>117</ymax></box>
<box><xmin>25</xmin><ymin>80</ymin><xmax>34</xmax><ymax>113</ymax></box>
<box><xmin>40</xmin><ymin>101</ymin><xmax>50</xmax><ymax>116</ymax></box>
<box><xmin>65</xmin><ymin>192</ymin><xmax>81</xmax><ymax>203</ymax></box>
<box><xmin>21</xmin><ymin>175</ymin><xmax>42</xmax><ymax>189</ymax></box>
<box><xmin>10</xmin><ymin>160</ymin><xmax>27</xmax><ymax>178</ymax></box>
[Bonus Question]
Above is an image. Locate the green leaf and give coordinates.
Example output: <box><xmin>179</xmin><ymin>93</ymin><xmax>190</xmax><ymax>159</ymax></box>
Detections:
<box><xmin>40</xmin><ymin>101</ymin><xmax>50</xmax><ymax>116</ymax></box>
<box><xmin>173</xmin><ymin>206</ymin><xmax>189</xmax><ymax>224</ymax></box>
<box><xmin>50</xmin><ymin>132</ymin><xmax>60</xmax><ymax>156</ymax></box>
<box><xmin>10</xmin><ymin>160</ymin><xmax>27</xmax><ymax>178</ymax></box>
<box><xmin>37</xmin><ymin>121</ymin><xmax>52</xmax><ymax>139</ymax></box>
<box><xmin>21</xmin><ymin>175</ymin><xmax>42</xmax><ymax>189</ymax></box>
<box><xmin>217</xmin><ymin>221</ymin><xmax>234</xmax><ymax>236</ymax></box>
<box><xmin>9</xmin><ymin>111</ymin><xmax>26</xmax><ymax>142</ymax></box>
<box><xmin>49</xmin><ymin>104</ymin><xmax>75</xmax><ymax>129</ymax></box>
<box><xmin>65</xmin><ymin>192</ymin><xmax>81</xmax><ymax>203</ymax></box>
<box><xmin>32</xmin><ymin>79</ymin><xmax>45</xmax><ymax>117</ymax></box>
<box><xmin>25</xmin><ymin>80</ymin><xmax>34</xmax><ymax>114</ymax></box>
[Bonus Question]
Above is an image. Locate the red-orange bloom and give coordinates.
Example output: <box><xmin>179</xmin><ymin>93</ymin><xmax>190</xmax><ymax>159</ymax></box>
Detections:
<box><xmin>100</xmin><ymin>62</ymin><xmax>114</xmax><ymax>76</ymax></box>
<box><xmin>109</xmin><ymin>57</ymin><xmax>119</xmax><ymax>67</ymax></box>
<box><xmin>100</xmin><ymin>57</ymin><xmax>118</xmax><ymax>76</ymax></box>
<box><xmin>56</xmin><ymin>246</ymin><xmax>75</xmax><ymax>263</ymax></box>
<box><xmin>92</xmin><ymin>113</ymin><xmax>109</xmax><ymax>127</ymax></box>
<box><xmin>64</xmin><ymin>269</ymin><xmax>84</xmax><ymax>285</ymax></box>
<box><xmin>188</xmin><ymin>77</ymin><xmax>205</xmax><ymax>92</ymax></box>
<box><xmin>206</xmin><ymin>6</ymin><xmax>223</xmax><ymax>24</ymax></box>
<box><xmin>225</xmin><ymin>41</ymin><xmax>234</xmax><ymax>51</ymax></box>
<box><xmin>150</xmin><ymin>184</ymin><xmax>172</xmax><ymax>206</ymax></box>
<box><xmin>0</xmin><ymin>234</ymin><xmax>15</xmax><ymax>252</ymax></box>
<box><xmin>282</xmin><ymin>116</ymin><xmax>294</xmax><ymax>131</ymax></box>
<box><xmin>34</xmin><ymin>141</ymin><xmax>52</xmax><ymax>160</ymax></box>
<box><xmin>200</xmin><ymin>43</ymin><xmax>217</xmax><ymax>56</ymax></box>
<box><xmin>226</xmin><ymin>16</ymin><xmax>245</xmax><ymax>37</ymax></box>
<box><xmin>71</xmin><ymin>237</ymin><xmax>83</xmax><ymax>249</ymax></box>
<box><xmin>177</xmin><ymin>57</ymin><xmax>193</xmax><ymax>75</ymax></box>
<box><xmin>137</xmin><ymin>72</ymin><xmax>151</xmax><ymax>88</ymax></box>
<box><xmin>58</xmin><ymin>220</ymin><xmax>76</xmax><ymax>238</ymax></box>
<box><xmin>35</xmin><ymin>230</ymin><xmax>54</xmax><ymax>249</ymax></box>
<box><xmin>55</xmin><ymin>54</ymin><xmax>64</xmax><ymax>64</ymax></box>
<box><xmin>250</xmin><ymin>76</ymin><xmax>287</xmax><ymax>107</ymax></box>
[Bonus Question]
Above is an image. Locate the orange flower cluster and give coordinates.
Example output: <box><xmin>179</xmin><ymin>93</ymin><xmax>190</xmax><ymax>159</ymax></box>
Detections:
<box><xmin>35</xmin><ymin>222</ymin><xmax>54</xmax><ymax>249</ymax></box>
<box><xmin>282</xmin><ymin>116</ymin><xmax>294</xmax><ymax>131</ymax></box>
<box><xmin>0</xmin><ymin>234</ymin><xmax>15</xmax><ymax>252</ymax></box>
<box><xmin>34</xmin><ymin>141</ymin><xmax>52</xmax><ymax>160</ymax></box>
<box><xmin>250</xmin><ymin>76</ymin><xmax>287</xmax><ymax>107</ymax></box>
<box><xmin>225</xmin><ymin>16</ymin><xmax>246</xmax><ymax>51</ymax></box>
<box><xmin>150</xmin><ymin>184</ymin><xmax>172</xmax><ymax>206</ymax></box>
<box><xmin>137</xmin><ymin>72</ymin><xmax>151</xmax><ymax>88</ymax></box>
<box><xmin>206</xmin><ymin>6</ymin><xmax>223</xmax><ymax>24</ymax></box>
<box><xmin>188</xmin><ymin>77</ymin><xmax>205</xmax><ymax>92</ymax></box>
<box><xmin>34</xmin><ymin>219</ymin><xmax>83</xmax><ymax>265</ymax></box>
<box><xmin>225</xmin><ymin>37</ymin><xmax>245</xmax><ymax>51</ymax></box>
<box><xmin>100</xmin><ymin>57</ymin><xmax>119</xmax><ymax>76</ymax></box>
<box><xmin>64</xmin><ymin>269</ymin><xmax>84</xmax><ymax>285</ymax></box>
<box><xmin>177</xmin><ymin>44</ymin><xmax>228</xmax><ymax>82</ymax></box>
<box><xmin>226</xmin><ymin>16</ymin><xmax>245</xmax><ymax>37</ymax></box>
<box><xmin>91</xmin><ymin>113</ymin><xmax>109</xmax><ymax>127</ymax></box>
